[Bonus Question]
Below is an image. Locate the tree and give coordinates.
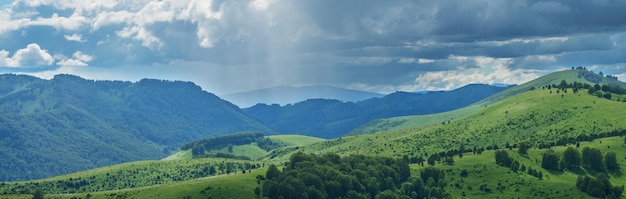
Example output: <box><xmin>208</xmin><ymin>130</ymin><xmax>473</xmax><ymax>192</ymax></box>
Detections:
<box><xmin>191</xmin><ymin>144</ymin><xmax>205</xmax><ymax>157</ymax></box>
<box><xmin>375</xmin><ymin>190</ymin><xmax>398</xmax><ymax>199</ymax></box>
<box><xmin>559</xmin><ymin>80</ymin><xmax>568</xmax><ymax>90</ymax></box>
<box><xmin>444</xmin><ymin>156</ymin><xmax>454</xmax><ymax>165</ymax></box>
<box><xmin>460</xmin><ymin>169</ymin><xmax>469</xmax><ymax>177</ymax></box>
<box><xmin>421</xmin><ymin>167</ymin><xmax>445</xmax><ymax>184</ymax></box>
<box><xmin>541</xmin><ymin>149</ymin><xmax>561</xmax><ymax>171</ymax></box>
<box><xmin>562</xmin><ymin>147</ymin><xmax>581</xmax><ymax>169</ymax></box>
<box><xmin>254</xmin><ymin>186</ymin><xmax>261</xmax><ymax>197</ymax></box>
<box><xmin>605</xmin><ymin>152</ymin><xmax>619</xmax><ymax>171</ymax></box>
<box><xmin>576</xmin><ymin>174</ymin><xmax>625</xmax><ymax>198</ymax></box>
<box><xmin>32</xmin><ymin>188</ymin><xmax>44</xmax><ymax>199</ymax></box>
<box><xmin>209</xmin><ymin>166</ymin><xmax>217</xmax><ymax>175</ymax></box>
<box><xmin>495</xmin><ymin>150</ymin><xmax>512</xmax><ymax>167</ymax></box>
<box><xmin>266</xmin><ymin>164</ymin><xmax>281</xmax><ymax>180</ymax></box>
<box><xmin>582</xmin><ymin>147</ymin><xmax>606</xmax><ymax>171</ymax></box>
<box><xmin>427</xmin><ymin>154</ymin><xmax>440</xmax><ymax>166</ymax></box>
<box><xmin>518</xmin><ymin>142</ymin><xmax>529</xmax><ymax>155</ymax></box>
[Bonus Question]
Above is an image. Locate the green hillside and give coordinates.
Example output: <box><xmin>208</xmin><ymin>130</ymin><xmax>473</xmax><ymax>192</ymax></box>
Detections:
<box><xmin>2</xmin><ymin>136</ymin><xmax>624</xmax><ymax>199</ymax></box>
<box><xmin>164</xmin><ymin>133</ymin><xmax>326</xmax><ymax>161</ymax></box>
<box><xmin>244</xmin><ymin>84</ymin><xmax>509</xmax><ymax>138</ymax></box>
<box><xmin>2</xmin><ymin>70</ymin><xmax>626</xmax><ymax>199</ymax></box>
<box><xmin>349</xmin><ymin>69</ymin><xmax>626</xmax><ymax>135</ymax></box>
<box><xmin>0</xmin><ymin>157</ymin><xmax>265</xmax><ymax>196</ymax></box>
<box><xmin>267</xmin><ymin>134</ymin><xmax>326</xmax><ymax>146</ymax></box>
<box><xmin>417</xmin><ymin>136</ymin><xmax>626</xmax><ymax>198</ymax></box>
<box><xmin>0</xmin><ymin>74</ymin><xmax>275</xmax><ymax>181</ymax></box>
<box><xmin>279</xmin><ymin>80</ymin><xmax>626</xmax><ymax>162</ymax></box>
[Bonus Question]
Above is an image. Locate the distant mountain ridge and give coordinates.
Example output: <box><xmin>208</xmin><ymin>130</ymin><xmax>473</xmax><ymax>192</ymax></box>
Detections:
<box><xmin>0</xmin><ymin>74</ymin><xmax>274</xmax><ymax>181</ymax></box>
<box><xmin>243</xmin><ymin>84</ymin><xmax>511</xmax><ymax>138</ymax></box>
<box><xmin>221</xmin><ymin>85</ymin><xmax>385</xmax><ymax>108</ymax></box>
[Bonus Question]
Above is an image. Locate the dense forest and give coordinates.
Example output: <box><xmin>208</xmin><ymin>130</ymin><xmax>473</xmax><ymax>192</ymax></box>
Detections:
<box><xmin>261</xmin><ymin>152</ymin><xmax>449</xmax><ymax>199</ymax></box>
<box><xmin>0</xmin><ymin>74</ymin><xmax>274</xmax><ymax>181</ymax></box>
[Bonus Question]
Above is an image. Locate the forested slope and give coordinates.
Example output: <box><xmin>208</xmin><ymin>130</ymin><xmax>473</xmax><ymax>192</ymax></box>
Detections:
<box><xmin>244</xmin><ymin>84</ymin><xmax>509</xmax><ymax>138</ymax></box>
<box><xmin>0</xmin><ymin>74</ymin><xmax>274</xmax><ymax>181</ymax></box>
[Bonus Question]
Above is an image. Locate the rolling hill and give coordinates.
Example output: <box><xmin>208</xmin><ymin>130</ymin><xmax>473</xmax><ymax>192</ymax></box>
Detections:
<box><xmin>349</xmin><ymin>69</ymin><xmax>626</xmax><ymax>135</ymax></box>
<box><xmin>243</xmin><ymin>84</ymin><xmax>510</xmax><ymax>138</ymax></box>
<box><xmin>221</xmin><ymin>85</ymin><xmax>385</xmax><ymax>108</ymax></box>
<box><xmin>1</xmin><ymin>69</ymin><xmax>626</xmax><ymax>198</ymax></box>
<box><xmin>0</xmin><ymin>74</ymin><xmax>275</xmax><ymax>181</ymax></box>
<box><xmin>273</xmin><ymin>70</ymin><xmax>626</xmax><ymax>161</ymax></box>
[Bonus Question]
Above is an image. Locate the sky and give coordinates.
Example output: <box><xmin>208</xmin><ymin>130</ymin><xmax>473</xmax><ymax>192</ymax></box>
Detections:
<box><xmin>1</xmin><ymin>0</ymin><xmax>626</xmax><ymax>95</ymax></box>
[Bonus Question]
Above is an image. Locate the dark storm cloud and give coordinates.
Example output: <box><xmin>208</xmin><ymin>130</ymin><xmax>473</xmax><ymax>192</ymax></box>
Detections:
<box><xmin>2</xmin><ymin>0</ymin><xmax>626</xmax><ymax>93</ymax></box>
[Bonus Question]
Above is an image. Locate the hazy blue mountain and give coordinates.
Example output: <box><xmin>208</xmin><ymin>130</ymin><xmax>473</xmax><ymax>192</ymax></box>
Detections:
<box><xmin>0</xmin><ymin>74</ymin><xmax>275</xmax><ymax>181</ymax></box>
<box><xmin>221</xmin><ymin>85</ymin><xmax>385</xmax><ymax>108</ymax></box>
<box><xmin>243</xmin><ymin>84</ymin><xmax>512</xmax><ymax>138</ymax></box>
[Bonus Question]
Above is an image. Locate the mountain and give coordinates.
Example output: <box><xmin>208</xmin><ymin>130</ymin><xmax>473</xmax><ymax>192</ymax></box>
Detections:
<box><xmin>221</xmin><ymin>85</ymin><xmax>384</xmax><ymax>108</ymax></box>
<box><xmin>3</xmin><ymin>70</ymin><xmax>626</xmax><ymax>199</ymax></box>
<box><xmin>0</xmin><ymin>74</ymin><xmax>274</xmax><ymax>181</ymax></box>
<box><xmin>243</xmin><ymin>84</ymin><xmax>510</xmax><ymax>138</ymax></box>
<box><xmin>349</xmin><ymin>69</ymin><xmax>626</xmax><ymax>135</ymax></box>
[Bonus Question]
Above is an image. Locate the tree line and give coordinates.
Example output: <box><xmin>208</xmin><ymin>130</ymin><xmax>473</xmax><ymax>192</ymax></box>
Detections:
<box><xmin>180</xmin><ymin>131</ymin><xmax>283</xmax><ymax>157</ymax></box>
<box><xmin>540</xmin><ymin>79</ymin><xmax>626</xmax><ymax>101</ymax></box>
<box><xmin>540</xmin><ymin>146</ymin><xmax>619</xmax><ymax>173</ymax></box>
<box><xmin>261</xmin><ymin>152</ymin><xmax>450</xmax><ymax>199</ymax></box>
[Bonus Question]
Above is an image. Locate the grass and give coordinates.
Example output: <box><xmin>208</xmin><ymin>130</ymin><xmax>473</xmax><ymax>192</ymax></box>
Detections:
<box><xmin>0</xmin><ymin>157</ymin><xmax>262</xmax><ymax>195</ymax></box>
<box><xmin>4</xmin><ymin>136</ymin><xmax>624</xmax><ymax>199</ymax></box>
<box><xmin>164</xmin><ymin>134</ymin><xmax>326</xmax><ymax>161</ymax></box>
<box><xmin>267</xmin><ymin>134</ymin><xmax>326</xmax><ymax>146</ymax></box>
<box><xmin>3</xmin><ymin>70</ymin><xmax>626</xmax><ymax>198</ymax></box>
<box><xmin>275</xmin><ymin>86</ymin><xmax>626</xmax><ymax>166</ymax></box>
<box><xmin>3</xmin><ymin>168</ymin><xmax>268</xmax><ymax>199</ymax></box>
<box><xmin>430</xmin><ymin>136</ymin><xmax>626</xmax><ymax>198</ymax></box>
<box><xmin>349</xmin><ymin>69</ymin><xmax>622</xmax><ymax>136</ymax></box>
<box><xmin>162</xmin><ymin>150</ymin><xmax>192</xmax><ymax>160</ymax></box>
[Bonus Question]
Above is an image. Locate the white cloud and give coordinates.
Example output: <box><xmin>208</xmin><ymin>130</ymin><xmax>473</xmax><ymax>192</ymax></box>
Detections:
<box><xmin>57</xmin><ymin>58</ymin><xmax>87</xmax><ymax>66</ymax></box>
<box><xmin>27</xmin><ymin>13</ymin><xmax>88</xmax><ymax>30</ymax></box>
<box><xmin>397</xmin><ymin>58</ymin><xmax>435</xmax><ymax>64</ymax></box>
<box><xmin>92</xmin><ymin>10</ymin><xmax>134</xmax><ymax>30</ymax></box>
<box><xmin>64</xmin><ymin>33</ymin><xmax>86</xmax><ymax>42</ymax></box>
<box><xmin>0</xmin><ymin>43</ymin><xmax>54</xmax><ymax>67</ymax></box>
<box><xmin>72</xmin><ymin>51</ymin><xmax>93</xmax><ymax>62</ymax></box>
<box><xmin>397</xmin><ymin>58</ymin><xmax>416</xmax><ymax>64</ymax></box>
<box><xmin>0</xmin><ymin>50</ymin><xmax>13</xmax><ymax>66</ymax></box>
<box><xmin>56</xmin><ymin>51</ymin><xmax>93</xmax><ymax>66</ymax></box>
<box><xmin>418</xmin><ymin>58</ymin><xmax>435</xmax><ymax>64</ymax></box>
<box><xmin>413</xmin><ymin>56</ymin><xmax>541</xmax><ymax>91</ymax></box>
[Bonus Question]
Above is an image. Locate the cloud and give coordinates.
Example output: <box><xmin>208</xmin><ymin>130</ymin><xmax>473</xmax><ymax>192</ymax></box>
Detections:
<box><xmin>0</xmin><ymin>43</ymin><xmax>54</xmax><ymax>67</ymax></box>
<box><xmin>397</xmin><ymin>58</ymin><xmax>435</xmax><ymax>64</ymax></box>
<box><xmin>72</xmin><ymin>51</ymin><xmax>93</xmax><ymax>62</ymax></box>
<box><xmin>56</xmin><ymin>58</ymin><xmax>87</xmax><ymax>66</ymax></box>
<box><xmin>1</xmin><ymin>0</ymin><xmax>626</xmax><ymax>94</ymax></box>
<box><xmin>64</xmin><ymin>33</ymin><xmax>86</xmax><ymax>42</ymax></box>
<box><xmin>56</xmin><ymin>51</ymin><xmax>93</xmax><ymax>66</ymax></box>
<box><xmin>413</xmin><ymin>57</ymin><xmax>542</xmax><ymax>91</ymax></box>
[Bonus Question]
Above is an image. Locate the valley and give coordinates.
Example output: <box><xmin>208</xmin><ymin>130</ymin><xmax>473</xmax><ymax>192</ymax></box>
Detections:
<box><xmin>1</xmin><ymin>69</ymin><xmax>626</xmax><ymax>198</ymax></box>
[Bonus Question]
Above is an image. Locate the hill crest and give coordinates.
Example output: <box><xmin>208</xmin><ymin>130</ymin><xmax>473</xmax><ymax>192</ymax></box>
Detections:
<box><xmin>348</xmin><ymin>69</ymin><xmax>626</xmax><ymax>135</ymax></box>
